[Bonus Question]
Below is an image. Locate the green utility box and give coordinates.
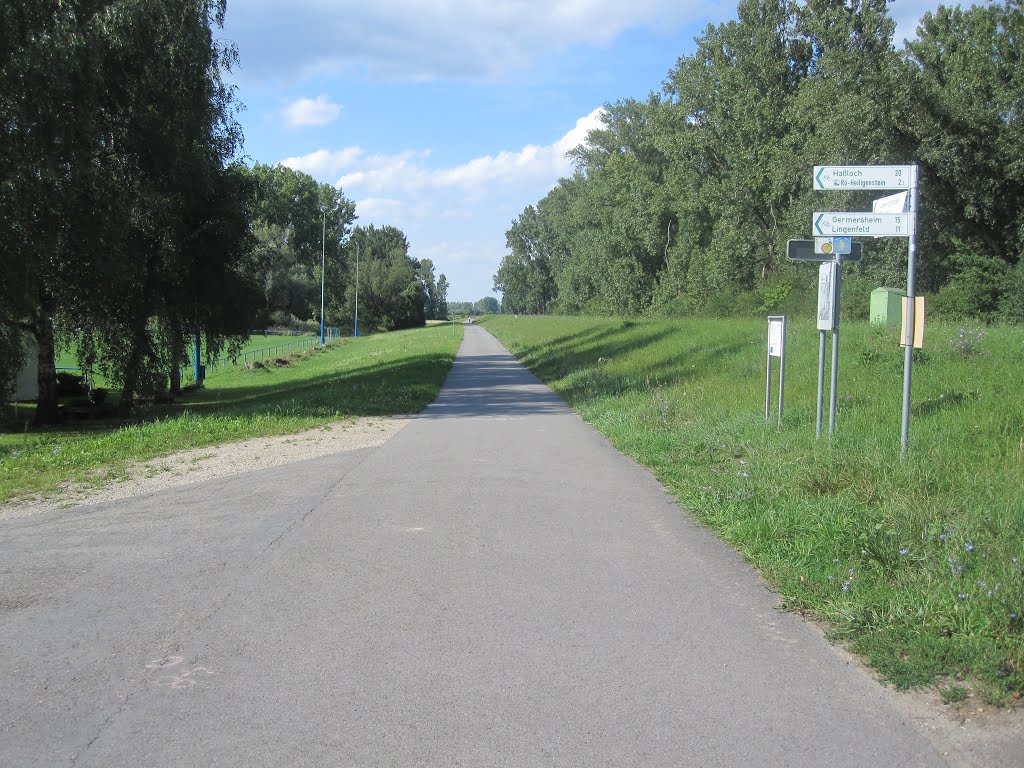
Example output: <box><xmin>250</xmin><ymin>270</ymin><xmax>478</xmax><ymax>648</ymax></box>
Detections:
<box><xmin>870</xmin><ymin>287</ymin><xmax>905</xmax><ymax>326</ymax></box>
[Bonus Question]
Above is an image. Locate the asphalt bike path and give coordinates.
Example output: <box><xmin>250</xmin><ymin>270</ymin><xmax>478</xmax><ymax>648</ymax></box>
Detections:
<box><xmin>1</xmin><ymin>324</ymin><xmax>950</xmax><ymax>766</ymax></box>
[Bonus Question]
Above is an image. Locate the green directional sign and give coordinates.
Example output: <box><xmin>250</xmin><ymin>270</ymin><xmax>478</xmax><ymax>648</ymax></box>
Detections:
<box><xmin>787</xmin><ymin>239</ymin><xmax>862</xmax><ymax>263</ymax></box>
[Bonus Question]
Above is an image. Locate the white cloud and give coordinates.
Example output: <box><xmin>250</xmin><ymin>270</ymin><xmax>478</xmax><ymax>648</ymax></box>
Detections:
<box><xmin>280</xmin><ymin>147</ymin><xmax>365</xmax><ymax>178</ymax></box>
<box><xmin>354</xmin><ymin>197</ymin><xmax>406</xmax><ymax>219</ymax></box>
<box><xmin>279</xmin><ymin>110</ymin><xmax>604</xmax><ymax>302</ymax></box>
<box><xmin>223</xmin><ymin>0</ymin><xmax>713</xmax><ymax>81</ymax></box>
<box><xmin>289</xmin><ymin>108</ymin><xmax>604</xmax><ymax>199</ymax></box>
<box><xmin>281</xmin><ymin>95</ymin><xmax>342</xmax><ymax>127</ymax></box>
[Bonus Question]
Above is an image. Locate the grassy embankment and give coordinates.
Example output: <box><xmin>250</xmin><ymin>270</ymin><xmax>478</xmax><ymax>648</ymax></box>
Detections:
<box><xmin>1</xmin><ymin>324</ymin><xmax>462</xmax><ymax>504</ymax></box>
<box><xmin>480</xmin><ymin>314</ymin><xmax>1023</xmax><ymax>705</ymax></box>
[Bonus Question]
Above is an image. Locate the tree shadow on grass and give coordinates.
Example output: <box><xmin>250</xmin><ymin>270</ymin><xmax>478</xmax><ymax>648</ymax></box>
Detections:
<box><xmin>519</xmin><ymin>325</ymin><xmax>680</xmax><ymax>383</ymax></box>
<box><xmin>0</xmin><ymin>348</ymin><xmax>458</xmax><ymax>443</ymax></box>
<box><xmin>489</xmin><ymin>320</ymin><xmax>762</xmax><ymax>410</ymax></box>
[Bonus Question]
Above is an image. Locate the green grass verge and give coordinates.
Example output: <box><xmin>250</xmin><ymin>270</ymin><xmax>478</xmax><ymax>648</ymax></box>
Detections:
<box><xmin>479</xmin><ymin>313</ymin><xmax>1024</xmax><ymax>704</ymax></box>
<box><xmin>1</xmin><ymin>324</ymin><xmax>462</xmax><ymax>503</ymax></box>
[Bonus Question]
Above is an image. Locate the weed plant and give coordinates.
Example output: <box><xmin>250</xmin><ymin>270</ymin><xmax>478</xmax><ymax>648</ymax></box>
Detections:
<box><xmin>1</xmin><ymin>325</ymin><xmax>461</xmax><ymax>503</ymax></box>
<box><xmin>481</xmin><ymin>314</ymin><xmax>1024</xmax><ymax>704</ymax></box>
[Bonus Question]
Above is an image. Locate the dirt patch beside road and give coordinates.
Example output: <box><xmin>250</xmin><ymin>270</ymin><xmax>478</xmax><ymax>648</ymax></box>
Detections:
<box><xmin>0</xmin><ymin>416</ymin><xmax>409</xmax><ymax>520</ymax></box>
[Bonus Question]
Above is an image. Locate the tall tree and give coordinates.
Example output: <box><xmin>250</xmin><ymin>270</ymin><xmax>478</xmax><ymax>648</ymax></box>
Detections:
<box><xmin>0</xmin><ymin>1</ymin><xmax>119</xmax><ymax>421</ymax></box>
<box><xmin>665</xmin><ymin>0</ymin><xmax>811</xmax><ymax>288</ymax></box>
<box><xmin>435</xmin><ymin>273</ymin><xmax>449</xmax><ymax>319</ymax></box>
<box><xmin>419</xmin><ymin>258</ymin><xmax>439</xmax><ymax>319</ymax></box>
<box><xmin>86</xmin><ymin>0</ymin><xmax>247</xmax><ymax>411</ymax></box>
<box><xmin>901</xmin><ymin>1</ymin><xmax>1023</xmax><ymax>307</ymax></box>
<box><xmin>339</xmin><ymin>225</ymin><xmax>425</xmax><ymax>332</ymax></box>
<box><xmin>248</xmin><ymin>163</ymin><xmax>356</xmax><ymax>326</ymax></box>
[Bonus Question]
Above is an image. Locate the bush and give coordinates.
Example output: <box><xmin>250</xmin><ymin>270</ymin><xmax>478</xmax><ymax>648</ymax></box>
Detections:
<box><xmin>931</xmin><ymin>253</ymin><xmax>1009</xmax><ymax>320</ymax></box>
<box><xmin>836</xmin><ymin>272</ymin><xmax>875</xmax><ymax>323</ymax></box>
<box><xmin>266</xmin><ymin>311</ymin><xmax>320</xmax><ymax>334</ymax></box>
<box><xmin>759</xmin><ymin>279</ymin><xmax>793</xmax><ymax>314</ymax></box>
<box><xmin>1000</xmin><ymin>262</ymin><xmax>1024</xmax><ymax>323</ymax></box>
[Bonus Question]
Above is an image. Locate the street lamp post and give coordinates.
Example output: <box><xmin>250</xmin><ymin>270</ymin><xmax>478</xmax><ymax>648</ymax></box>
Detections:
<box><xmin>354</xmin><ymin>241</ymin><xmax>360</xmax><ymax>337</ymax></box>
<box><xmin>319</xmin><ymin>209</ymin><xmax>326</xmax><ymax>346</ymax></box>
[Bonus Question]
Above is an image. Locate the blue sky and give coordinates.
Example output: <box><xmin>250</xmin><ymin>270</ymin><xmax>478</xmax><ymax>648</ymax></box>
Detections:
<box><xmin>220</xmin><ymin>0</ymin><xmax>939</xmax><ymax>303</ymax></box>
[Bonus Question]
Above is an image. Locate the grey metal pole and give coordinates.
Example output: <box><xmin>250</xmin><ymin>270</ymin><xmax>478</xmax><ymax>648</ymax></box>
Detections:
<box><xmin>829</xmin><ymin>260</ymin><xmax>841</xmax><ymax>437</ymax></box>
<box><xmin>901</xmin><ymin>164</ymin><xmax>919</xmax><ymax>456</ymax></box>
<box><xmin>765</xmin><ymin>349</ymin><xmax>772</xmax><ymax>422</ymax></box>
<box><xmin>319</xmin><ymin>210</ymin><xmax>326</xmax><ymax>346</ymax></box>
<box><xmin>778</xmin><ymin>317</ymin><xmax>786</xmax><ymax>428</ymax></box>
<box><xmin>354</xmin><ymin>242</ymin><xmax>360</xmax><ymax>337</ymax></box>
<box><xmin>816</xmin><ymin>330</ymin><xmax>826</xmax><ymax>438</ymax></box>
<box><xmin>829</xmin><ymin>329</ymin><xmax>839</xmax><ymax>436</ymax></box>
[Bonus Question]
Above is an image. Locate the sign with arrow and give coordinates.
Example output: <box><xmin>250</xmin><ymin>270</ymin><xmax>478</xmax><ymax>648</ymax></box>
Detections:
<box><xmin>814</xmin><ymin>212</ymin><xmax>913</xmax><ymax>237</ymax></box>
<box><xmin>814</xmin><ymin>165</ymin><xmax>913</xmax><ymax>191</ymax></box>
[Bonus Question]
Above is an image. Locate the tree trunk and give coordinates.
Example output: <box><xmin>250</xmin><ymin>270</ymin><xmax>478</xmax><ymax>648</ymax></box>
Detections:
<box><xmin>119</xmin><ymin>314</ymin><xmax>150</xmax><ymax>416</ymax></box>
<box><xmin>33</xmin><ymin>291</ymin><xmax>60</xmax><ymax>425</ymax></box>
<box><xmin>120</xmin><ymin>249</ymin><xmax>160</xmax><ymax>415</ymax></box>
<box><xmin>168</xmin><ymin>322</ymin><xmax>182</xmax><ymax>395</ymax></box>
<box><xmin>168</xmin><ymin>348</ymin><xmax>181</xmax><ymax>395</ymax></box>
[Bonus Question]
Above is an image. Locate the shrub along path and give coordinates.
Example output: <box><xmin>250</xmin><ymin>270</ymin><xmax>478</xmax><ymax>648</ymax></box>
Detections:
<box><xmin>4</xmin><ymin>324</ymin><xmax>1010</xmax><ymax>766</ymax></box>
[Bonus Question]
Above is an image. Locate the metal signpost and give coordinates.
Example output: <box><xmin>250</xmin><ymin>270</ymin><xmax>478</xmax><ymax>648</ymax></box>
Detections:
<box><xmin>812</xmin><ymin>164</ymin><xmax>919</xmax><ymax>454</ymax></box>
<box><xmin>901</xmin><ymin>166</ymin><xmax>920</xmax><ymax>455</ymax></box>
<box><xmin>817</xmin><ymin>261</ymin><xmax>840</xmax><ymax>437</ymax></box>
<box><xmin>765</xmin><ymin>316</ymin><xmax>786</xmax><ymax>427</ymax></box>
<box><xmin>786</xmin><ymin>239</ymin><xmax>856</xmax><ymax>438</ymax></box>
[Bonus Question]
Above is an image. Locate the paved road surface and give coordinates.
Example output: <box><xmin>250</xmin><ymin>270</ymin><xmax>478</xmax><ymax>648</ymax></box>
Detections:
<box><xmin>2</xmin><ymin>326</ymin><xmax>953</xmax><ymax>766</ymax></box>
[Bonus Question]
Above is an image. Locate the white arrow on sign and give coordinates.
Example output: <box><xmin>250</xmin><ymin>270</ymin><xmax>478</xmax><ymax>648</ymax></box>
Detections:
<box><xmin>814</xmin><ymin>165</ymin><xmax>913</xmax><ymax>191</ymax></box>
<box><xmin>814</xmin><ymin>211</ymin><xmax>913</xmax><ymax>237</ymax></box>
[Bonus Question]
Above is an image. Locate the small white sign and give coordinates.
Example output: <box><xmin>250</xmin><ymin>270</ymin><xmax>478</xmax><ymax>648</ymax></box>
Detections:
<box><xmin>873</xmin><ymin>191</ymin><xmax>909</xmax><ymax>214</ymax></box>
<box><xmin>817</xmin><ymin>262</ymin><xmax>837</xmax><ymax>331</ymax></box>
<box><xmin>814</xmin><ymin>211</ymin><xmax>913</xmax><ymax>237</ymax></box>
<box><xmin>768</xmin><ymin>318</ymin><xmax>784</xmax><ymax>357</ymax></box>
<box><xmin>814</xmin><ymin>165</ymin><xmax>913</xmax><ymax>191</ymax></box>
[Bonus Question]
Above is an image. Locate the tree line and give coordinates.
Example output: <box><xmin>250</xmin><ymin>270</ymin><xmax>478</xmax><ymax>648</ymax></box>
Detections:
<box><xmin>448</xmin><ymin>297</ymin><xmax>500</xmax><ymax>316</ymax></box>
<box><xmin>246</xmin><ymin>164</ymin><xmax>448</xmax><ymax>335</ymax></box>
<box><xmin>1</xmin><ymin>2</ymin><xmax>447</xmax><ymax>422</ymax></box>
<box><xmin>495</xmin><ymin>0</ymin><xmax>1024</xmax><ymax>322</ymax></box>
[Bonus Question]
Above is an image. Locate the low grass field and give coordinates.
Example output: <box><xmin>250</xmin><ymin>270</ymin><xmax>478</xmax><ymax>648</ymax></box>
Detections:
<box><xmin>1</xmin><ymin>324</ymin><xmax>462</xmax><ymax>504</ymax></box>
<box><xmin>480</xmin><ymin>314</ymin><xmax>1024</xmax><ymax>704</ymax></box>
